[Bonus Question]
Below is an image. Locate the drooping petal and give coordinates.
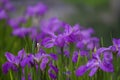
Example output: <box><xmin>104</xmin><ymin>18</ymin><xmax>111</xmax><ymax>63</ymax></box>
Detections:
<box><xmin>2</xmin><ymin>62</ymin><xmax>12</xmax><ymax>74</ymax></box>
<box><xmin>89</xmin><ymin>67</ymin><xmax>98</xmax><ymax>77</ymax></box>
<box><xmin>48</xmin><ymin>68</ymin><xmax>57</xmax><ymax>79</ymax></box>
<box><xmin>76</xmin><ymin>65</ymin><xmax>87</xmax><ymax>76</ymax></box>
<box><xmin>49</xmin><ymin>53</ymin><xmax>58</xmax><ymax>60</ymax></box>
<box><xmin>49</xmin><ymin>62</ymin><xmax>58</xmax><ymax>73</ymax></box>
<box><xmin>40</xmin><ymin>57</ymin><xmax>49</xmax><ymax>71</ymax></box>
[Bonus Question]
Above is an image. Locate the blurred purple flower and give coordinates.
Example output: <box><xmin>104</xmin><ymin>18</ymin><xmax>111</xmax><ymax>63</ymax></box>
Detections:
<box><xmin>28</xmin><ymin>73</ymin><xmax>32</xmax><ymax>80</ymax></box>
<box><xmin>40</xmin><ymin>57</ymin><xmax>49</xmax><ymax>71</ymax></box>
<box><xmin>80</xmin><ymin>50</ymin><xmax>88</xmax><ymax>57</ymax></box>
<box><xmin>20</xmin><ymin>54</ymin><xmax>34</xmax><ymax>68</ymax></box>
<box><xmin>76</xmin><ymin>47</ymin><xmax>114</xmax><ymax>77</ymax></box>
<box><xmin>72</xmin><ymin>51</ymin><xmax>79</xmax><ymax>63</ymax></box>
<box><xmin>0</xmin><ymin>10</ymin><xmax>8</xmax><ymax>20</ymax></box>
<box><xmin>48</xmin><ymin>62</ymin><xmax>58</xmax><ymax>79</ymax></box>
<box><xmin>26</xmin><ymin>2</ymin><xmax>47</xmax><ymax>17</ymax></box>
<box><xmin>54</xmin><ymin>34</ymin><xmax>66</xmax><ymax>47</ymax></box>
<box><xmin>41</xmin><ymin>17</ymin><xmax>65</xmax><ymax>36</ymax></box>
<box><xmin>0</xmin><ymin>0</ymin><xmax>15</xmax><ymax>11</ymax></box>
<box><xmin>112</xmin><ymin>38</ymin><xmax>120</xmax><ymax>55</ymax></box>
<box><xmin>33</xmin><ymin>50</ymin><xmax>52</xmax><ymax>71</ymax></box>
<box><xmin>49</xmin><ymin>53</ymin><xmax>58</xmax><ymax>60</ymax></box>
<box><xmin>41</xmin><ymin>37</ymin><xmax>55</xmax><ymax>48</ymax></box>
<box><xmin>12</xmin><ymin>27</ymin><xmax>31</xmax><ymax>37</ymax></box>
<box><xmin>63</xmin><ymin>24</ymin><xmax>82</xmax><ymax>43</ymax></box>
<box><xmin>64</xmin><ymin>50</ymin><xmax>70</xmax><ymax>58</ymax></box>
<box><xmin>86</xmin><ymin>37</ymin><xmax>100</xmax><ymax>50</ymax></box>
<box><xmin>9</xmin><ymin>16</ymin><xmax>27</xmax><ymax>29</ymax></box>
<box><xmin>2</xmin><ymin>49</ymin><xmax>26</xmax><ymax>74</ymax></box>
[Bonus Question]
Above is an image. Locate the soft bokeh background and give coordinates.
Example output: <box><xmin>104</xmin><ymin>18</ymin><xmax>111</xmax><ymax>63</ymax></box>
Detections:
<box><xmin>10</xmin><ymin>0</ymin><xmax>120</xmax><ymax>46</ymax></box>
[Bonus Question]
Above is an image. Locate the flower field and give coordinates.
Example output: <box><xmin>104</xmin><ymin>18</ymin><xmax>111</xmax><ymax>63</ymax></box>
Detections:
<box><xmin>0</xmin><ymin>0</ymin><xmax>120</xmax><ymax>80</ymax></box>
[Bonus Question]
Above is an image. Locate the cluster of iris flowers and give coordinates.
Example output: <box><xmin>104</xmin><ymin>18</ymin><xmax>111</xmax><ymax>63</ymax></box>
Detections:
<box><xmin>1</xmin><ymin>0</ymin><xmax>120</xmax><ymax>80</ymax></box>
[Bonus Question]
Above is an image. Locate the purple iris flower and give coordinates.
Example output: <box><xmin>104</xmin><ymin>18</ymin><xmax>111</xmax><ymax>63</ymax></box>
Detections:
<box><xmin>49</xmin><ymin>53</ymin><xmax>58</xmax><ymax>60</ymax></box>
<box><xmin>9</xmin><ymin>16</ymin><xmax>27</xmax><ymax>29</ymax></box>
<box><xmin>41</xmin><ymin>33</ymin><xmax>66</xmax><ymax>48</ymax></box>
<box><xmin>72</xmin><ymin>51</ymin><xmax>79</xmax><ymax>63</ymax></box>
<box><xmin>48</xmin><ymin>62</ymin><xmax>58</xmax><ymax>79</ymax></box>
<box><xmin>41</xmin><ymin>17</ymin><xmax>65</xmax><ymax>36</ymax></box>
<box><xmin>12</xmin><ymin>27</ymin><xmax>31</xmax><ymax>37</ymax></box>
<box><xmin>80</xmin><ymin>28</ymin><xmax>94</xmax><ymax>38</ymax></box>
<box><xmin>33</xmin><ymin>51</ymin><xmax>51</xmax><ymax>71</ymax></box>
<box><xmin>112</xmin><ymin>38</ymin><xmax>120</xmax><ymax>55</ymax></box>
<box><xmin>2</xmin><ymin>49</ymin><xmax>26</xmax><ymax>74</ymax></box>
<box><xmin>80</xmin><ymin>50</ymin><xmax>88</xmax><ymax>57</ymax></box>
<box><xmin>86</xmin><ymin>37</ymin><xmax>100</xmax><ymax>50</ymax></box>
<box><xmin>63</xmin><ymin>24</ymin><xmax>82</xmax><ymax>43</ymax></box>
<box><xmin>0</xmin><ymin>10</ymin><xmax>8</xmax><ymax>20</ymax></box>
<box><xmin>76</xmin><ymin>47</ymin><xmax>114</xmax><ymax>77</ymax></box>
<box><xmin>64</xmin><ymin>50</ymin><xmax>70</xmax><ymax>58</ymax></box>
<box><xmin>0</xmin><ymin>0</ymin><xmax>15</xmax><ymax>11</ymax></box>
<box><xmin>40</xmin><ymin>57</ymin><xmax>49</xmax><ymax>71</ymax></box>
<box><xmin>41</xmin><ymin>37</ymin><xmax>55</xmax><ymax>48</ymax></box>
<box><xmin>76</xmin><ymin>37</ymin><xmax>99</xmax><ymax>50</ymax></box>
<box><xmin>28</xmin><ymin>73</ymin><xmax>32</xmax><ymax>80</ymax></box>
<box><xmin>20</xmin><ymin>54</ymin><xmax>34</xmax><ymax>68</ymax></box>
<box><xmin>26</xmin><ymin>2</ymin><xmax>47</xmax><ymax>17</ymax></box>
<box><xmin>54</xmin><ymin>34</ymin><xmax>66</xmax><ymax>47</ymax></box>
<box><xmin>41</xmin><ymin>23</ymin><xmax>82</xmax><ymax>48</ymax></box>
